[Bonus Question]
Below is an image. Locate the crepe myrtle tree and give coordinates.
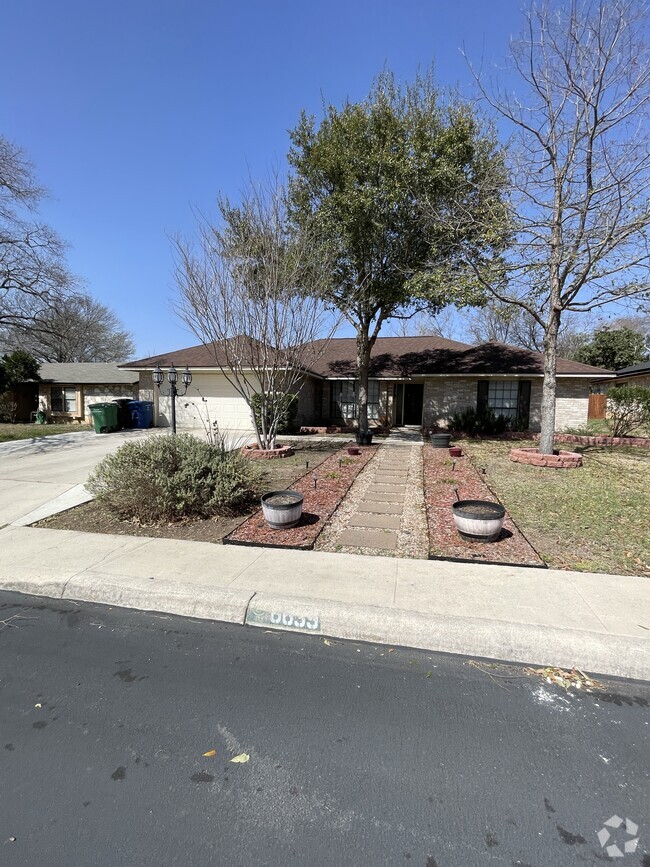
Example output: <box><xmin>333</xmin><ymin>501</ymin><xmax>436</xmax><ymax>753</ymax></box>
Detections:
<box><xmin>173</xmin><ymin>178</ymin><xmax>338</xmax><ymax>450</ymax></box>
<box><xmin>287</xmin><ymin>70</ymin><xmax>509</xmax><ymax>434</ymax></box>
<box><xmin>458</xmin><ymin>0</ymin><xmax>650</xmax><ymax>453</ymax></box>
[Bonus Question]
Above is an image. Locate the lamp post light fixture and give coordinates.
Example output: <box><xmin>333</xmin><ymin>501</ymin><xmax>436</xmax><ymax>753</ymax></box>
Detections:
<box><xmin>153</xmin><ymin>365</ymin><xmax>193</xmax><ymax>434</ymax></box>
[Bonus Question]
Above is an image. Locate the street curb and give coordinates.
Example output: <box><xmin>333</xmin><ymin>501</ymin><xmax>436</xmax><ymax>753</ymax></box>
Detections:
<box><xmin>63</xmin><ymin>573</ymin><xmax>254</xmax><ymax>624</ymax></box>
<box><xmin>0</xmin><ymin>574</ymin><xmax>647</xmax><ymax>680</ymax></box>
<box><xmin>246</xmin><ymin>592</ymin><xmax>650</xmax><ymax>681</ymax></box>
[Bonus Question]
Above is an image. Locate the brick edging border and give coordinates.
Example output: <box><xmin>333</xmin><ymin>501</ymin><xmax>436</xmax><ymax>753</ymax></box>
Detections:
<box><xmin>510</xmin><ymin>447</ymin><xmax>582</xmax><ymax>468</ymax></box>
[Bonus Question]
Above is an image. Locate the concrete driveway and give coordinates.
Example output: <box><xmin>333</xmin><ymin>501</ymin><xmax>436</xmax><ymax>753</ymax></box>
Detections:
<box><xmin>0</xmin><ymin>429</ymin><xmax>161</xmax><ymax>526</ymax></box>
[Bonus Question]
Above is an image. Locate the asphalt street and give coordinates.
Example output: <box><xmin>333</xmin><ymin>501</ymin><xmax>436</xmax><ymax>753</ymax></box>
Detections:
<box><xmin>0</xmin><ymin>591</ymin><xmax>648</xmax><ymax>867</ymax></box>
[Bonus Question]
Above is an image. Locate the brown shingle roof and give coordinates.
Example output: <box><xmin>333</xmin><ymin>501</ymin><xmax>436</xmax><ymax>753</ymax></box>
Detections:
<box><xmin>296</xmin><ymin>337</ymin><xmax>613</xmax><ymax>377</ymax></box>
<box><xmin>123</xmin><ymin>336</ymin><xmax>613</xmax><ymax>377</ymax></box>
<box><xmin>121</xmin><ymin>337</ymin><xmax>283</xmax><ymax>370</ymax></box>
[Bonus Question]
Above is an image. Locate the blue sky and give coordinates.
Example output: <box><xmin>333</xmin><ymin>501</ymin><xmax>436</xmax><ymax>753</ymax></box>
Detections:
<box><xmin>2</xmin><ymin>0</ymin><xmax>523</xmax><ymax>357</ymax></box>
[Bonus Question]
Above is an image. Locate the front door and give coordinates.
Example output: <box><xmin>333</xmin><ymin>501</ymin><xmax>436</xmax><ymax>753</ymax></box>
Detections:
<box><xmin>403</xmin><ymin>383</ymin><xmax>423</xmax><ymax>425</ymax></box>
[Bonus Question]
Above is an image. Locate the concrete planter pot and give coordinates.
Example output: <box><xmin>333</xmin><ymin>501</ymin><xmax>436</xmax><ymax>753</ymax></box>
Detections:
<box><xmin>451</xmin><ymin>500</ymin><xmax>505</xmax><ymax>543</ymax></box>
<box><xmin>430</xmin><ymin>433</ymin><xmax>452</xmax><ymax>449</ymax></box>
<box><xmin>261</xmin><ymin>490</ymin><xmax>304</xmax><ymax>530</ymax></box>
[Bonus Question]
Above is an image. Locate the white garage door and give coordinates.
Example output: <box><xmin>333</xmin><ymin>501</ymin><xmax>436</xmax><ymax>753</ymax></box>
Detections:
<box><xmin>157</xmin><ymin>372</ymin><xmax>255</xmax><ymax>433</ymax></box>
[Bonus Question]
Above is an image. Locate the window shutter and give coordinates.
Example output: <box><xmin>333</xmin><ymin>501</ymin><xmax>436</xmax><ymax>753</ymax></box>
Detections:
<box><xmin>517</xmin><ymin>380</ymin><xmax>531</xmax><ymax>429</ymax></box>
<box><xmin>477</xmin><ymin>380</ymin><xmax>489</xmax><ymax>411</ymax></box>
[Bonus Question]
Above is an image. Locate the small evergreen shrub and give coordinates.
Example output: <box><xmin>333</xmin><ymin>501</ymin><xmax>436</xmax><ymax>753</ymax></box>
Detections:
<box><xmin>449</xmin><ymin>406</ymin><xmax>510</xmax><ymax>437</ymax></box>
<box><xmin>87</xmin><ymin>433</ymin><xmax>260</xmax><ymax>523</ymax></box>
<box><xmin>606</xmin><ymin>385</ymin><xmax>650</xmax><ymax>437</ymax></box>
<box><xmin>251</xmin><ymin>392</ymin><xmax>299</xmax><ymax>435</ymax></box>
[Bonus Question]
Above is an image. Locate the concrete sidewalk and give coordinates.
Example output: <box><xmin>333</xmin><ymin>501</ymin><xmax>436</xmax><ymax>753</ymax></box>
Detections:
<box><xmin>0</xmin><ymin>523</ymin><xmax>648</xmax><ymax>680</ymax></box>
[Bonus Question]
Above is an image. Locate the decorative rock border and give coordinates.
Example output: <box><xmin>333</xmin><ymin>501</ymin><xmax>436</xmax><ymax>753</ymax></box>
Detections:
<box><xmin>509</xmin><ymin>447</ymin><xmax>582</xmax><ymax>468</ymax></box>
<box><xmin>241</xmin><ymin>444</ymin><xmax>294</xmax><ymax>460</ymax></box>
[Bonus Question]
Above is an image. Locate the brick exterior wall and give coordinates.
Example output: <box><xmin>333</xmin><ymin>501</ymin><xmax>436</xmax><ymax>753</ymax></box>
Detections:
<box><xmin>294</xmin><ymin>376</ymin><xmax>321</xmax><ymax>426</ymax></box>
<box><xmin>554</xmin><ymin>378</ymin><xmax>590</xmax><ymax>431</ymax></box>
<box><xmin>613</xmin><ymin>374</ymin><xmax>650</xmax><ymax>389</ymax></box>
<box><xmin>138</xmin><ymin>371</ymin><xmax>154</xmax><ymax>401</ymax></box>
<box><xmin>38</xmin><ymin>382</ymin><xmax>137</xmax><ymax>423</ymax></box>
<box><xmin>82</xmin><ymin>385</ymin><xmax>137</xmax><ymax>421</ymax></box>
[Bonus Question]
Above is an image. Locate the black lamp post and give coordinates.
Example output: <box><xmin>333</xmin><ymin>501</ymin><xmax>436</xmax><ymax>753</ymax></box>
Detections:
<box><xmin>153</xmin><ymin>365</ymin><xmax>192</xmax><ymax>434</ymax></box>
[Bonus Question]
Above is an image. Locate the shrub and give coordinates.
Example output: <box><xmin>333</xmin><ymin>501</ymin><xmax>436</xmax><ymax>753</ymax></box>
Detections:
<box><xmin>87</xmin><ymin>433</ymin><xmax>260</xmax><ymax>523</ymax></box>
<box><xmin>449</xmin><ymin>406</ymin><xmax>510</xmax><ymax>437</ymax></box>
<box><xmin>0</xmin><ymin>392</ymin><xmax>18</xmax><ymax>423</ymax></box>
<box><xmin>251</xmin><ymin>392</ymin><xmax>299</xmax><ymax>436</ymax></box>
<box><xmin>607</xmin><ymin>385</ymin><xmax>650</xmax><ymax>437</ymax></box>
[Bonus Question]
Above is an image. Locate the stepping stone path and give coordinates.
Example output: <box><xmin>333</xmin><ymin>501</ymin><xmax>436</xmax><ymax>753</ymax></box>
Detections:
<box><xmin>337</xmin><ymin>447</ymin><xmax>413</xmax><ymax>551</ymax></box>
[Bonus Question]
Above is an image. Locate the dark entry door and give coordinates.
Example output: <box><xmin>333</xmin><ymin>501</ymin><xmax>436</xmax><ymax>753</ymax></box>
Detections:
<box><xmin>403</xmin><ymin>383</ymin><xmax>424</xmax><ymax>425</ymax></box>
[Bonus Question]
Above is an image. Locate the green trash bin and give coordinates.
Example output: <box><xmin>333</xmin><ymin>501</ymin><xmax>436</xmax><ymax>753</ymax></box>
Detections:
<box><xmin>89</xmin><ymin>402</ymin><xmax>119</xmax><ymax>434</ymax></box>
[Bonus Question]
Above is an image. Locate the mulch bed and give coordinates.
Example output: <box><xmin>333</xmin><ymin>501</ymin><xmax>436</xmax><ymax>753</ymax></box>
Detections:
<box><xmin>225</xmin><ymin>444</ymin><xmax>379</xmax><ymax>550</ymax></box>
<box><xmin>422</xmin><ymin>445</ymin><xmax>544</xmax><ymax>567</ymax></box>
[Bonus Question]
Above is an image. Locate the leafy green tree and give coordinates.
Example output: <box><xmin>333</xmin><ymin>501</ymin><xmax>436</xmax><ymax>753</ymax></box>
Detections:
<box><xmin>0</xmin><ymin>349</ymin><xmax>40</xmax><ymax>393</ymax></box>
<box><xmin>576</xmin><ymin>327</ymin><xmax>648</xmax><ymax>371</ymax></box>
<box><xmin>287</xmin><ymin>70</ymin><xmax>507</xmax><ymax>431</ymax></box>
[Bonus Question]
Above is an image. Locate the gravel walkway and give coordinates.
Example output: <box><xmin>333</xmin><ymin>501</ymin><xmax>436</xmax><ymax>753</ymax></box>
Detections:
<box><xmin>315</xmin><ymin>443</ymin><xmax>429</xmax><ymax>559</ymax></box>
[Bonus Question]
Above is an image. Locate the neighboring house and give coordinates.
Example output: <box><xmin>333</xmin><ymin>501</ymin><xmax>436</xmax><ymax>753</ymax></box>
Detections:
<box><xmin>37</xmin><ymin>363</ymin><xmax>138</xmax><ymax>424</ymax></box>
<box><xmin>122</xmin><ymin>337</ymin><xmax>613</xmax><ymax>433</ymax></box>
<box><xmin>608</xmin><ymin>360</ymin><xmax>650</xmax><ymax>389</ymax></box>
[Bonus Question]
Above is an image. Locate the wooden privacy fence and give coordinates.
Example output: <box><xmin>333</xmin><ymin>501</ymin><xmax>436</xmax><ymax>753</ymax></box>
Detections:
<box><xmin>588</xmin><ymin>393</ymin><xmax>607</xmax><ymax>420</ymax></box>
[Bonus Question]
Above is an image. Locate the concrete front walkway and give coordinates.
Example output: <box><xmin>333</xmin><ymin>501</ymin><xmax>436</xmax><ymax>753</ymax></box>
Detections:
<box><xmin>338</xmin><ymin>446</ymin><xmax>411</xmax><ymax>549</ymax></box>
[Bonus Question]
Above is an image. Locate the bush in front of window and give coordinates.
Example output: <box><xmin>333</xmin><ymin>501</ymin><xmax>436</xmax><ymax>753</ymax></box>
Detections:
<box><xmin>250</xmin><ymin>392</ymin><xmax>299</xmax><ymax>436</ymax></box>
<box><xmin>87</xmin><ymin>433</ymin><xmax>261</xmax><ymax>523</ymax></box>
<box><xmin>450</xmin><ymin>406</ymin><xmax>511</xmax><ymax>437</ymax></box>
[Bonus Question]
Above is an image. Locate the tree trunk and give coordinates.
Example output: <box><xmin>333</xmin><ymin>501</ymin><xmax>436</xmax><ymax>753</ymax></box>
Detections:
<box><xmin>539</xmin><ymin>308</ymin><xmax>560</xmax><ymax>454</ymax></box>
<box><xmin>356</xmin><ymin>329</ymin><xmax>371</xmax><ymax>432</ymax></box>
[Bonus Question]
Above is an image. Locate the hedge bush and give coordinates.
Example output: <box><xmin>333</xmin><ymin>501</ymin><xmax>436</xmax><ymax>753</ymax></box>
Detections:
<box><xmin>250</xmin><ymin>392</ymin><xmax>299</xmax><ymax>436</ymax></box>
<box><xmin>449</xmin><ymin>406</ymin><xmax>510</xmax><ymax>437</ymax></box>
<box><xmin>87</xmin><ymin>433</ymin><xmax>260</xmax><ymax>523</ymax></box>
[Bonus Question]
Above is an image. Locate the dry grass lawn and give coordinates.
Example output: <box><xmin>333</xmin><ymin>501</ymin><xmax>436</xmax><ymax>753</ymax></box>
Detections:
<box><xmin>0</xmin><ymin>422</ymin><xmax>92</xmax><ymax>443</ymax></box>
<box><xmin>464</xmin><ymin>439</ymin><xmax>650</xmax><ymax>576</ymax></box>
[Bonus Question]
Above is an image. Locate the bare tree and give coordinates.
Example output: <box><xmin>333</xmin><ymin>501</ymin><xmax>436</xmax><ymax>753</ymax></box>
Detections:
<box><xmin>173</xmin><ymin>179</ymin><xmax>339</xmax><ymax>449</ymax></box>
<box><xmin>458</xmin><ymin>0</ymin><xmax>650</xmax><ymax>452</ymax></box>
<box><xmin>2</xmin><ymin>293</ymin><xmax>135</xmax><ymax>362</ymax></box>
<box><xmin>389</xmin><ymin>307</ymin><xmax>459</xmax><ymax>339</ymax></box>
<box><xmin>0</xmin><ymin>135</ymin><xmax>78</xmax><ymax>328</ymax></box>
<box><xmin>461</xmin><ymin>301</ymin><xmax>593</xmax><ymax>356</ymax></box>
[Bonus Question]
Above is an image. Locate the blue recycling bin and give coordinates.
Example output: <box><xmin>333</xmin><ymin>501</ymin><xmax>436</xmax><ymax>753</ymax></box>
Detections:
<box><xmin>128</xmin><ymin>400</ymin><xmax>154</xmax><ymax>429</ymax></box>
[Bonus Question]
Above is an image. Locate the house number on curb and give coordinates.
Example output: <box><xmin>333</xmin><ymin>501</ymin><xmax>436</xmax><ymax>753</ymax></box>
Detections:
<box><xmin>247</xmin><ymin>608</ymin><xmax>321</xmax><ymax>632</ymax></box>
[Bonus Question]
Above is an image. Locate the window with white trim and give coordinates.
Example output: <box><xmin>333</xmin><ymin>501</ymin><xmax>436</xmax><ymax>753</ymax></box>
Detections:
<box><xmin>487</xmin><ymin>380</ymin><xmax>519</xmax><ymax>419</ymax></box>
<box><xmin>330</xmin><ymin>380</ymin><xmax>381</xmax><ymax>419</ymax></box>
<box><xmin>51</xmin><ymin>386</ymin><xmax>77</xmax><ymax>414</ymax></box>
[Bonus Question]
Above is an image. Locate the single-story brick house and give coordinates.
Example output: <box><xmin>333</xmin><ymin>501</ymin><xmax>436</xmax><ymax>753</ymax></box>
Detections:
<box><xmin>606</xmin><ymin>360</ymin><xmax>650</xmax><ymax>389</ymax></box>
<box><xmin>123</xmin><ymin>336</ymin><xmax>613</xmax><ymax>433</ymax></box>
<box><xmin>36</xmin><ymin>362</ymin><xmax>139</xmax><ymax>424</ymax></box>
